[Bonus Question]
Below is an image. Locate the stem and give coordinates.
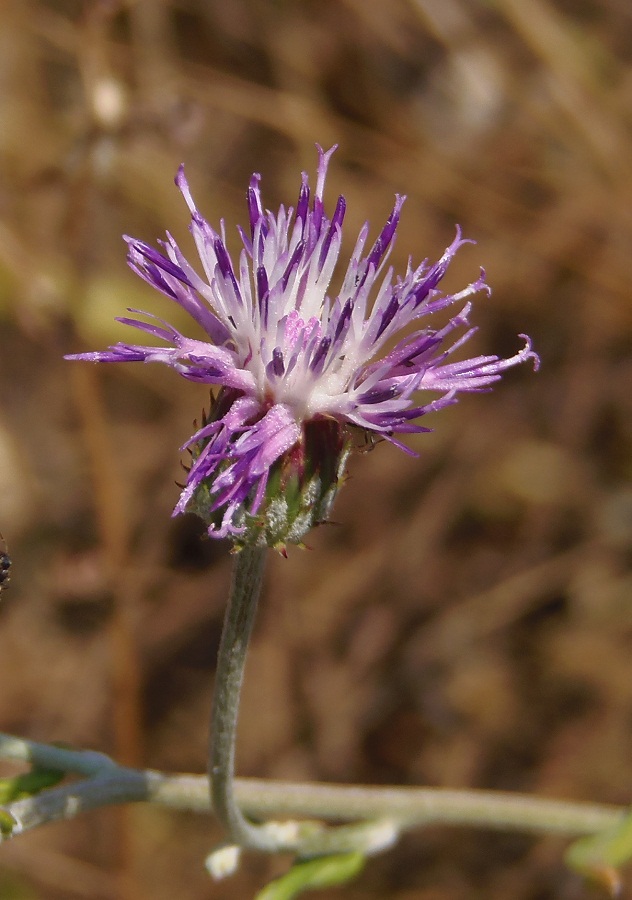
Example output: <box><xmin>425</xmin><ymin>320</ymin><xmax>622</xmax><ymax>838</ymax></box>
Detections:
<box><xmin>209</xmin><ymin>544</ymin><xmax>282</xmax><ymax>851</ymax></box>
<box><xmin>0</xmin><ymin>733</ymin><xmax>623</xmax><ymax>844</ymax></box>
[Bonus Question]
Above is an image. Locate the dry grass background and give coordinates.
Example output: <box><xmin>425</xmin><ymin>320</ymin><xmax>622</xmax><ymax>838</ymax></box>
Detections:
<box><xmin>0</xmin><ymin>0</ymin><xmax>631</xmax><ymax>897</ymax></box>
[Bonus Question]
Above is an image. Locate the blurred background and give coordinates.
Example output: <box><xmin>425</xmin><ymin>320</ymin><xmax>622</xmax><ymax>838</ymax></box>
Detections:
<box><xmin>0</xmin><ymin>0</ymin><xmax>631</xmax><ymax>897</ymax></box>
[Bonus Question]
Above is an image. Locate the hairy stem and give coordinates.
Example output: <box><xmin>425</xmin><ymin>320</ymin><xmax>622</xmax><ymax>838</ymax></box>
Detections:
<box><xmin>209</xmin><ymin>545</ymin><xmax>283</xmax><ymax>851</ymax></box>
<box><xmin>0</xmin><ymin>733</ymin><xmax>623</xmax><ymax>848</ymax></box>
<box><xmin>207</xmin><ymin>547</ymin><xmax>399</xmax><ymax>857</ymax></box>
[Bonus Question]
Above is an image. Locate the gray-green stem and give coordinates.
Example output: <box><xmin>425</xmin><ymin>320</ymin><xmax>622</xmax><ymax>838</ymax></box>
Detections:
<box><xmin>209</xmin><ymin>543</ymin><xmax>278</xmax><ymax>851</ymax></box>
<box><xmin>207</xmin><ymin>546</ymin><xmax>399</xmax><ymax>858</ymax></box>
<box><xmin>1</xmin><ymin>551</ymin><xmax>626</xmax><ymax>862</ymax></box>
<box><xmin>0</xmin><ymin>733</ymin><xmax>624</xmax><ymax>847</ymax></box>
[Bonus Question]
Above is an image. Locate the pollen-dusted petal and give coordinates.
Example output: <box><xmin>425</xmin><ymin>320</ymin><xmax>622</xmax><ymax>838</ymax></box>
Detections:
<box><xmin>232</xmin><ymin>404</ymin><xmax>300</xmax><ymax>468</ymax></box>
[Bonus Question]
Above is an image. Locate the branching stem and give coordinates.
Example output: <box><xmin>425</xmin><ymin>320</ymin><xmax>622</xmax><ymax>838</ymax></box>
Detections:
<box><xmin>0</xmin><ymin>732</ymin><xmax>623</xmax><ymax>851</ymax></box>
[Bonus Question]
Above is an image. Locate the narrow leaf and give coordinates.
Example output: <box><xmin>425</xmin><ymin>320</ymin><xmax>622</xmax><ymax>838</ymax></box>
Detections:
<box><xmin>565</xmin><ymin>813</ymin><xmax>632</xmax><ymax>896</ymax></box>
<box><xmin>0</xmin><ymin>768</ymin><xmax>65</xmax><ymax>804</ymax></box>
<box><xmin>255</xmin><ymin>852</ymin><xmax>366</xmax><ymax>900</ymax></box>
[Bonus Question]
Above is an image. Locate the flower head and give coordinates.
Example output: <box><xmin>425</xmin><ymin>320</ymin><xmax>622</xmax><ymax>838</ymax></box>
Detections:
<box><xmin>67</xmin><ymin>146</ymin><xmax>538</xmax><ymax>547</ymax></box>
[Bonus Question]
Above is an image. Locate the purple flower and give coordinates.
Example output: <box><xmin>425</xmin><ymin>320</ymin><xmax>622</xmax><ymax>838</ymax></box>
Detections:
<box><xmin>67</xmin><ymin>146</ymin><xmax>538</xmax><ymax>546</ymax></box>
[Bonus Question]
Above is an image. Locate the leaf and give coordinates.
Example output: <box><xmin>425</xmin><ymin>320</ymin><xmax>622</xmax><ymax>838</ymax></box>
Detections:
<box><xmin>254</xmin><ymin>852</ymin><xmax>366</xmax><ymax>900</ymax></box>
<box><xmin>0</xmin><ymin>768</ymin><xmax>65</xmax><ymax>804</ymax></box>
<box><xmin>565</xmin><ymin>813</ymin><xmax>632</xmax><ymax>896</ymax></box>
<box><xmin>0</xmin><ymin>809</ymin><xmax>17</xmax><ymax>838</ymax></box>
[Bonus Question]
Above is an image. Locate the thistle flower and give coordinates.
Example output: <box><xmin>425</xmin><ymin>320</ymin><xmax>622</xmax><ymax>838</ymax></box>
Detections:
<box><xmin>67</xmin><ymin>146</ymin><xmax>538</xmax><ymax>548</ymax></box>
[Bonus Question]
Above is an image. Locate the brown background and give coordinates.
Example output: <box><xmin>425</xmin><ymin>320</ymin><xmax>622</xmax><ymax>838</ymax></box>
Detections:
<box><xmin>0</xmin><ymin>0</ymin><xmax>631</xmax><ymax>897</ymax></box>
